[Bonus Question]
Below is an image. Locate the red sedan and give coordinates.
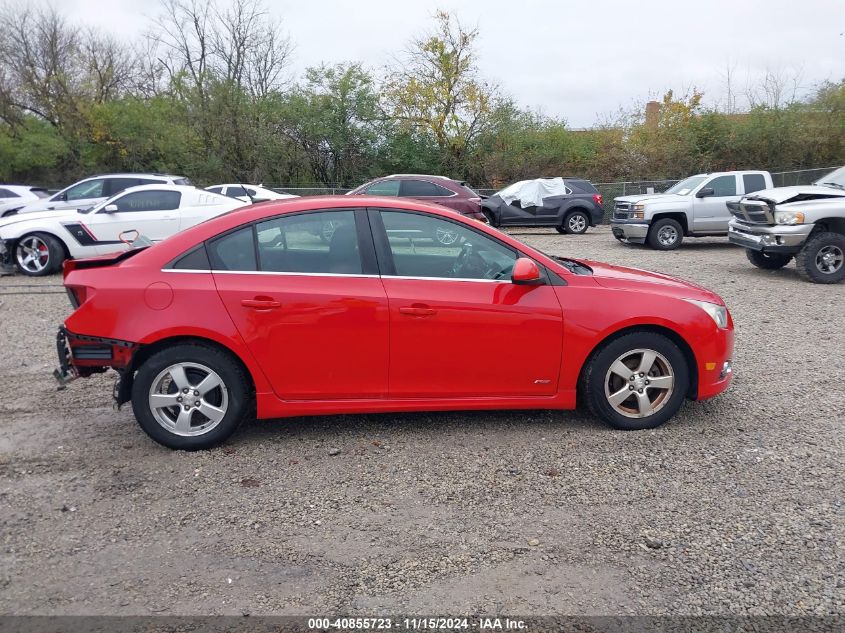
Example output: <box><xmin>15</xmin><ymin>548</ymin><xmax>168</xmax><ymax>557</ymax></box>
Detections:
<box><xmin>56</xmin><ymin>196</ymin><xmax>734</xmax><ymax>450</ymax></box>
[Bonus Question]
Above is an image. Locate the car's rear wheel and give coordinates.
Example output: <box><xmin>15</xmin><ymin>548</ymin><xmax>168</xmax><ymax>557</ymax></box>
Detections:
<box><xmin>795</xmin><ymin>231</ymin><xmax>845</xmax><ymax>284</ymax></box>
<box><xmin>563</xmin><ymin>211</ymin><xmax>589</xmax><ymax>235</ymax></box>
<box><xmin>746</xmin><ymin>249</ymin><xmax>792</xmax><ymax>270</ymax></box>
<box><xmin>647</xmin><ymin>218</ymin><xmax>683</xmax><ymax>250</ymax></box>
<box><xmin>15</xmin><ymin>233</ymin><xmax>65</xmax><ymax>276</ymax></box>
<box><xmin>131</xmin><ymin>344</ymin><xmax>251</xmax><ymax>450</ymax></box>
<box><xmin>583</xmin><ymin>332</ymin><xmax>689</xmax><ymax>430</ymax></box>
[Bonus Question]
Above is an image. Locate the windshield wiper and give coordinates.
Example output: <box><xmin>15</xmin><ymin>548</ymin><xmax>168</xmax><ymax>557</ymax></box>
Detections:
<box><xmin>819</xmin><ymin>182</ymin><xmax>845</xmax><ymax>190</ymax></box>
<box><xmin>552</xmin><ymin>256</ymin><xmax>592</xmax><ymax>275</ymax></box>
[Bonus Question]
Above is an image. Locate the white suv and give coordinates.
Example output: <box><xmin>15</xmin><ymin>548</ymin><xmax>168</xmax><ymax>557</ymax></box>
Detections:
<box><xmin>15</xmin><ymin>173</ymin><xmax>192</xmax><ymax>215</ymax></box>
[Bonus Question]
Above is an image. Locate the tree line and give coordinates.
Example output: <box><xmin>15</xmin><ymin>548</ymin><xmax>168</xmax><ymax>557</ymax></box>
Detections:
<box><xmin>0</xmin><ymin>0</ymin><xmax>842</xmax><ymax>190</ymax></box>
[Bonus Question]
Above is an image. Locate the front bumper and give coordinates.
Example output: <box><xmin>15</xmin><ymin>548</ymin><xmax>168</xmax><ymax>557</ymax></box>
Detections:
<box><xmin>695</xmin><ymin>321</ymin><xmax>735</xmax><ymax>401</ymax></box>
<box><xmin>610</xmin><ymin>220</ymin><xmax>650</xmax><ymax>244</ymax></box>
<box><xmin>728</xmin><ymin>220</ymin><xmax>812</xmax><ymax>255</ymax></box>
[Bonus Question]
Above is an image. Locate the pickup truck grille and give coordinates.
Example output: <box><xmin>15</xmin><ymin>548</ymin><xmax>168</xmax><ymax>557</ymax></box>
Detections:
<box><xmin>727</xmin><ymin>199</ymin><xmax>774</xmax><ymax>224</ymax></box>
<box><xmin>613</xmin><ymin>201</ymin><xmax>632</xmax><ymax>219</ymax></box>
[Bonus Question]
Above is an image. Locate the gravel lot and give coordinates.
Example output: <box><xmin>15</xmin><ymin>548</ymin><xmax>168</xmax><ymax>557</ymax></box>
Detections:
<box><xmin>0</xmin><ymin>226</ymin><xmax>842</xmax><ymax>616</ymax></box>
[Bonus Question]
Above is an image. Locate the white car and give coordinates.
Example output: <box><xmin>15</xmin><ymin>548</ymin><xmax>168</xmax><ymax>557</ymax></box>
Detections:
<box><xmin>0</xmin><ymin>185</ymin><xmax>52</xmax><ymax>217</ymax></box>
<box><xmin>0</xmin><ymin>185</ymin><xmax>245</xmax><ymax>276</ymax></box>
<box><xmin>205</xmin><ymin>184</ymin><xmax>297</xmax><ymax>203</ymax></box>
<box><xmin>16</xmin><ymin>173</ymin><xmax>192</xmax><ymax>215</ymax></box>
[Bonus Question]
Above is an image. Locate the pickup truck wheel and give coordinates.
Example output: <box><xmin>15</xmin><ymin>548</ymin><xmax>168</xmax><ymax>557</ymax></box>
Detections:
<box><xmin>131</xmin><ymin>344</ymin><xmax>250</xmax><ymax>450</ymax></box>
<box><xmin>796</xmin><ymin>231</ymin><xmax>845</xmax><ymax>283</ymax></box>
<box><xmin>583</xmin><ymin>331</ymin><xmax>689</xmax><ymax>431</ymax></box>
<box><xmin>647</xmin><ymin>218</ymin><xmax>683</xmax><ymax>250</ymax></box>
<box><xmin>563</xmin><ymin>211</ymin><xmax>589</xmax><ymax>235</ymax></box>
<box><xmin>14</xmin><ymin>233</ymin><xmax>65</xmax><ymax>276</ymax></box>
<box><xmin>746</xmin><ymin>249</ymin><xmax>792</xmax><ymax>270</ymax></box>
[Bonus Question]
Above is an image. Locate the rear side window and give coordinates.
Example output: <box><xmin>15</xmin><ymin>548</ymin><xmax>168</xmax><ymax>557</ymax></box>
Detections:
<box><xmin>399</xmin><ymin>180</ymin><xmax>451</xmax><ymax>197</ymax></box>
<box><xmin>743</xmin><ymin>174</ymin><xmax>766</xmax><ymax>194</ymax></box>
<box><xmin>567</xmin><ymin>180</ymin><xmax>598</xmax><ymax>194</ymax></box>
<box><xmin>707</xmin><ymin>175</ymin><xmax>737</xmax><ymax>197</ymax></box>
<box><xmin>364</xmin><ymin>180</ymin><xmax>400</xmax><ymax>196</ymax></box>
<box><xmin>112</xmin><ymin>190</ymin><xmax>181</xmax><ymax>212</ymax></box>
<box><xmin>255</xmin><ymin>210</ymin><xmax>361</xmax><ymax>275</ymax></box>
<box><xmin>173</xmin><ymin>177</ymin><xmax>192</xmax><ymax>186</ymax></box>
<box><xmin>207</xmin><ymin>227</ymin><xmax>257</xmax><ymax>271</ymax></box>
<box><xmin>172</xmin><ymin>245</ymin><xmax>210</xmax><ymax>270</ymax></box>
<box><xmin>106</xmin><ymin>178</ymin><xmax>140</xmax><ymax>196</ymax></box>
<box><xmin>0</xmin><ymin>188</ymin><xmax>19</xmax><ymax>198</ymax></box>
<box><xmin>206</xmin><ymin>186</ymin><xmax>224</xmax><ymax>194</ymax></box>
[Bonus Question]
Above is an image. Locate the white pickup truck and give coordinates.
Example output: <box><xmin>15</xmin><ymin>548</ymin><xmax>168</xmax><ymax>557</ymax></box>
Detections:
<box><xmin>610</xmin><ymin>170</ymin><xmax>773</xmax><ymax>249</ymax></box>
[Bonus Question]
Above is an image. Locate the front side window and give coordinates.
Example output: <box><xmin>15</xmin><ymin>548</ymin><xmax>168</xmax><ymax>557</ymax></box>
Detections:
<box><xmin>706</xmin><ymin>175</ymin><xmax>737</xmax><ymax>197</ymax></box>
<box><xmin>65</xmin><ymin>179</ymin><xmax>105</xmax><ymax>201</ymax></box>
<box><xmin>380</xmin><ymin>211</ymin><xmax>517</xmax><ymax>280</ymax></box>
<box><xmin>256</xmin><ymin>210</ymin><xmax>361</xmax><ymax>275</ymax></box>
<box><xmin>365</xmin><ymin>180</ymin><xmax>400</xmax><ymax>196</ymax></box>
<box><xmin>399</xmin><ymin>180</ymin><xmax>450</xmax><ymax>197</ymax></box>
<box><xmin>110</xmin><ymin>190</ymin><xmax>181</xmax><ymax>212</ymax></box>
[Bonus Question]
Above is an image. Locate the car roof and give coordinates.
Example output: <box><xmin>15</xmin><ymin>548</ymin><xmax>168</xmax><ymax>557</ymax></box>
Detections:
<box><xmin>76</xmin><ymin>173</ymin><xmax>186</xmax><ymax>181</ymax></box>
<box><xmin>207</xmin><ymin>184</ymin><xmax>272</xmax><ymax>189</ymax></box>
<box><xmin>384</xmin><ymin>174</ymin><xmax>454</xmax><ymax>180</ymax></box>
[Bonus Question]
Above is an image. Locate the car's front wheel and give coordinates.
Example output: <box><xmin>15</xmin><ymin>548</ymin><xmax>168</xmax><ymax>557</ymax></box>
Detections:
<box><xmin>131</xmin><ymin>344</ymin><xmax>251</xmax><ymax>450</ymax></box>
<box><xmin>15</xmin><ymin>233</ymin><xmax>65</xmax><ymax>276</ymax></box>
<box><xmin>795</xmin><ymin>231</ymin><xmax>845</xmax><ymax>284</ymax></box>
<box><xmin>647</xmin><ymin>218</ymin><xmax>683</xmax><ymax>250</ymax></box>
<box><xmin>583</xmin><ymin>332</ymin><xmax>689</xmax><ymax>430</ymax></box>
<box><xmin>746</xmin><ymin>249</ymin><xmax>792</xmax><ymax>270</ymax></box>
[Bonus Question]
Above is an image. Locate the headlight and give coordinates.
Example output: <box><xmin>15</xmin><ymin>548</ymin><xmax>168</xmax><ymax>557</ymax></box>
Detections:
<box><xmin>683</xmin><ymin>299</ymin><xmax>728</xmax><ymax>328</ymax></box>
<box><xmin>774</xmin><ymin>209</ymin><xmax>805</xmax><ymax>225</ymax></box>
<box><xmin>632</xmin><ymin>203</ymin><xmax>645</xmax><ymax>219</ymax></box>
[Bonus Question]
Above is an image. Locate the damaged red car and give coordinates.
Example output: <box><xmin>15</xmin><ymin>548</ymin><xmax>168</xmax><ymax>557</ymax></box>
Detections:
<box><xmin>57</xmin><ymin>196</ymin><xmax>734</xmax><ymax>450</ymax></box>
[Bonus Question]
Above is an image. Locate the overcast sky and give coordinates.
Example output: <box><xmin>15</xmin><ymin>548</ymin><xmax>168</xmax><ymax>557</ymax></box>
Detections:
<box><xmin>60</xmin><ymin>0</ymin><xmax>845</xmax><ymax>127</ymax></box>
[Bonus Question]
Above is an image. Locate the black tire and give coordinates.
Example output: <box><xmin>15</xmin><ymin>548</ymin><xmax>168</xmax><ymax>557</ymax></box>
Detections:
<box><xmin>131</xmin><ymin>344</ymin><xmax>251</xmax><ymax>450</ymax></box>
<box><xmin>795</xmin><ymin>231</ymin><xmax>845</xmax><ymax>284</ymax></box>
<box><xmin>14</xmin><ymin>232</ymin><xmax>65</xmax><ymax>276</ymax></box>
<box><xmin>563</xmin><ymin>210</ymin><xmax>589</xmax><ymax>235</ymax></box>
<box><xmin>647</xmin><ymin>218</ymin><xmax>683</xmax><ymax>250</ymax></box>
<box><xmin>582</xmin><ymin>331</ymin><xmax>689</xmax><ymax>431</ymax></box>
<box><xmin>745</xmin><ymin>249</ymin><xmax>792</xmax><ymax>270</ymax></box>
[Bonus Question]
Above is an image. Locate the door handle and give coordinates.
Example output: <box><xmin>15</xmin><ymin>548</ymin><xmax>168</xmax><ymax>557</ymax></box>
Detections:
<box><xmin>399</xmin><ymin>305</ymin><xmax>437</xmax><ymax>317</ymax></box>
<box><xmin>241</xmin><ymin>298</ymin><xmax>281</xmax><ymax>310</ymax></box>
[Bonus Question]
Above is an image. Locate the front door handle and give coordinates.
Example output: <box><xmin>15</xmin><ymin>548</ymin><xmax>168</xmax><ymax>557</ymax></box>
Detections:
<box><xmin>399</xmin><ymin>305</ymin><xmax>437</xmax><ymax>317</ymax></box>
<box><xmin>241</xmin><ymin>297</ymin><xmax>281</xmax><ymax>310</ymax></box>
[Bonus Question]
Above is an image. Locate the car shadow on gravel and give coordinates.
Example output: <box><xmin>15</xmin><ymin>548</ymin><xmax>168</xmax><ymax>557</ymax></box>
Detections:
<box><xmin>228</xmin><ymin>408</ymin><xmax>601</xmax><ymax>447</ymax></box>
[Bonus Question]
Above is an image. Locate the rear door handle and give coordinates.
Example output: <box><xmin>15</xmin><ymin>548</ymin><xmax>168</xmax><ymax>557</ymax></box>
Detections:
<box><xmin>241</xmin><ymin>298</ymin><xmax>281</xmax><ymax>310</ymax></box>
<box><xmin>399</xmin><ymin>305</ymin><xmax>437</xmax><ymax>317</ymax></box>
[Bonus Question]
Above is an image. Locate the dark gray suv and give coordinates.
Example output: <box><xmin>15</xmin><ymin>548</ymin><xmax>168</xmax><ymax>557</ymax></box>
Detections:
<box><xmin>481</xmin><ymin>177</ymin><xmax>605</xmax><ymax>234</ymax></box>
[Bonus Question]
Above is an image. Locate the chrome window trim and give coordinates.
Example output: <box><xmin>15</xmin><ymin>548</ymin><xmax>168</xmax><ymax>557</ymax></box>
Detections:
<box><xmin>160</xmin><ymin>268</ymin><xmax>510</xmax><ymax>283</ymax></box>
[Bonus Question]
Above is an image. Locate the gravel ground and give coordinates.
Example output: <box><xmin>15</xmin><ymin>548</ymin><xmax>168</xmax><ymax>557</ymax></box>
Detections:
<box><xmin>0</xmin><ymin>226</ymin><xmax>842</xmax><ymax>616</ymax></box>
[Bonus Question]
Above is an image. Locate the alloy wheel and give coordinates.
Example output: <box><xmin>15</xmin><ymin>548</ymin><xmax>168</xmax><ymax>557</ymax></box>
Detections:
<box><xmin>435</xmin><ymin>227</ymin><xmax>460</xmax><ymax>245</ymax></box>
<box><xmin>815</xmin><ymin>245</ymin><xmax>843</xmax><ymax>275</ymax></box>
<box><xmin>15</xmin><ymin>236</ymin><xmax>50</xmax><ymax>274</ymax></box>
<box><xmin>604</xmin><ymin>348</ymin><xmax>675</xmax><ymax>419</ymax></box>
<box><xmin>657</xmin><ymin>226</ymin><xmax>678</xmax><ymax>247</ymax></box>
<box><xmin>148</xmin><ymin>362</ymin><xmax>229</xmax><ymax>436</ymax></box>
<box><xmin>568</xmin><ymin>214</ymin><xmax>587</xmax><ymax>233</ymax></box>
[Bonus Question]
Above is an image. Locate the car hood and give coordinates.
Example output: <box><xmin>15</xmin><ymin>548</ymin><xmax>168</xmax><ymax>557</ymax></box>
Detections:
<box><xmin>743</xmin><ymin>185</ymin><xmax>845</xmax><ymax>204</ymax></box>
<box><xmin>584</xmin><ymin>259</ymin><xmax>723</xmax><ymax>303</ymax></box>
<box><xmin>0</xmin><ymin>208</ymin><xmax>80</xmax><ymax>230</ymax></box>
<box><xmin>614</xmin><ymin>193</ymin><xmax>688</xmax><ymax>205</ymax></box>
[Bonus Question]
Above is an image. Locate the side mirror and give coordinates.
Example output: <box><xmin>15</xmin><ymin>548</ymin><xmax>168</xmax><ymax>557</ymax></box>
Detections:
<box><xmin>512</xmin><ymin>257</ymin><xmax>542</xmax><ymax>285</ymax></box>
<box><xmin>696</xmin><ymin>187</ymin><xmax>715</xmax><ymax>198</ymax></box>
<box><xmin>103</xmin><ymin>204</ymin><xmax>118</xmax><ymax>213</ymax></box>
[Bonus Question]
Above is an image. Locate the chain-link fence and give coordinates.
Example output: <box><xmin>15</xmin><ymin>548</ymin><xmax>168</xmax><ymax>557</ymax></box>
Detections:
<box><xmin>266</xmin><ymin>166</ymin><xmax>842</xmax><ymax>220</ymax></box>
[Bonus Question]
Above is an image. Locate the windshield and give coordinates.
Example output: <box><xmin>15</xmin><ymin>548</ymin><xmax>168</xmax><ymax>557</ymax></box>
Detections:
<box><xmin>815</xmin><ymin>166</ymin><xmax>845</xmax><ymax>189</ymax></box>
<box><xmin>664</xmin><ymin>175</ymin><xmax>708</xmax><ymax>196</ymax></box>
